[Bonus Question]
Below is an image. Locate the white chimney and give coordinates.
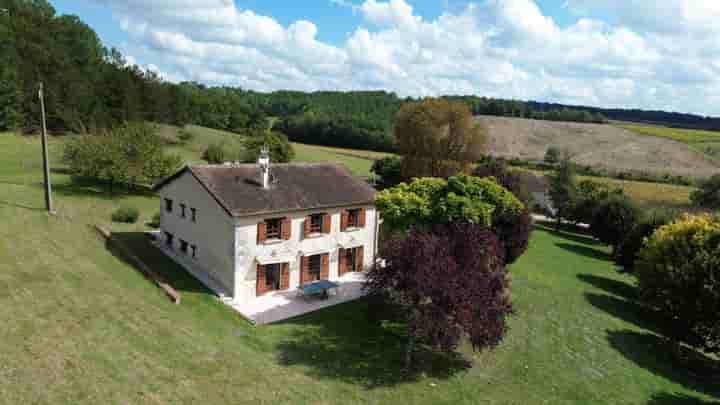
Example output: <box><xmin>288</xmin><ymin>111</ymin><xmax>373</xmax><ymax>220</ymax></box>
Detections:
<box><xmin>258</xmin><ymin>145</ymin><xmax>270</xmax><ymax>189</ymax></box>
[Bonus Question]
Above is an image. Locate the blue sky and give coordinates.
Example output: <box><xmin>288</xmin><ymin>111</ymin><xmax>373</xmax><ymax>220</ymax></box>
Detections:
<box><xmin>47</xmin><ymin>0</ymin><xmax>720</xmax><ymax>116</ymax></box>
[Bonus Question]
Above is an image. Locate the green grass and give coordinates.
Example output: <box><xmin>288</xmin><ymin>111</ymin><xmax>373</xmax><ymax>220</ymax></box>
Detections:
<box><xmin>618</xmin><ymin>123</ymin><xmax>720</xmax><ymax>160</ymax></box>
<box><xmin>1</xmin><ymin>132</ymin><xmax>718</xmax><ymax>404</ymax></box>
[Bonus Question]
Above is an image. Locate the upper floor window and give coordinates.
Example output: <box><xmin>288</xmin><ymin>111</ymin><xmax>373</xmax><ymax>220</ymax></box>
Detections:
<box><xmin>309</xmin><ymin>214</ymin><xmax>324</xmax><ymax>234</ymax></box>
<box><xmin>347</xmin><ymin>209</ymin><xmax>361</xmax><ymax>228</ymax></box>
<box><xmin>266</xmin><ymin>218</ymin><xmax>282</xmax><ymax>240</ymax></box>
<box><xmin>164</xmin><ymin>198</ymin><xmax>173</xmax><ymax>213</ymax></box>
<box><xmin>191</xmin><ymin>244</ymin><xmax>197</xmax><ymax>259</ymax></box>
<box><xmin>180</xmin><ymin>239</ymin><xmax>189</xmax><ymax>254</ymax></box>
<box><xmin>191</xmin><ymin>208</ymin><xmax>197</xmax><ymax>222</ymax></box>
<box><xmin>180</xmin><ymin>204</ymin><xmax>186</xmax><ymax>218</ymax></box>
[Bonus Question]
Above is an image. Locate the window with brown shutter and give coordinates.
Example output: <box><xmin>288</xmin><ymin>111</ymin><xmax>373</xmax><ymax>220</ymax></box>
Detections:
<box><xmin>265</xmin><ymin>218</ymin><xmax>282</xmax><ymax>240</ymax></box>
<box><xmin>346</xmin><ymin>209</ymin><xmax>361</xmax><ymax>228</ymax></box>
<box><xmin>356</xmin><ymin>246</ymin><xmax>364</xmax><ymax>272</ymax></box>
<box><xmin>257</xmin><ymin>221</ymin><xmax>267</xmax><ymax>244</ymax></box>
<box><xmin>309</xmin><ymin>214</ymin><xmax>324</xmax><ymax>234</ymax></box>
<box><xmin>338</xmin><ymin>248</ymin><xmax>346</xmax><ymax>276</ymax></box>
<box><xmin>341</xmin><ymin>210</ymin><xmax>349</xmax><ymax>231</ymax></box>
<box><xmin>320</xmin><ymin>253</ymin><xmax>329</xmax><ymax>280</ymax></box>
<box><xmin>303</xmin><ymin>215</ymin><xmax>312</xmax><ymax>238</ymax></box>
<box><xmin>256</xmin><ymin>263</ymin><xmax>267</xmax><ymax>296</ymax></box>
<box><xmin>358</xmin><ymin>208</ymin><xmax>366</xmax><ymax>228</ymax></box>
<box><xmin>341</xmin><ymin>246</ymin><xmax>364</xmax><ymax>275</ymax></box>
<box><xmin>281</xmin><ymin>217</ymin><xmax>291</xmax><ymax>240</ymax></box>
<box><xmin>322</xmin><ymin>213</ymin><xmax>331</xmax><ymax>233</ymax></box>
<box><xmin>280</xmin><ymin>263</ymin><xmax>290</xmax><ymax>290</ymax></box>
<box><xmin>300</xmin><ymin>256</ymin><xmax>309</xmax><ymax>285</ymax></box>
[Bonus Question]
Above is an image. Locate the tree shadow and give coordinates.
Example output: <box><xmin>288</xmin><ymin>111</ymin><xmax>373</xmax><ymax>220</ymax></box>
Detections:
<box><xmin>577</xmin><ymin>274</ymin><xmax>636</xmax><ymax>300</ymax></box>
<box><xmin>273</xmin><ymin>300</ymin><xmax>472</xmax><ymax>388</ymax></box>
<box><xmin>53</xmin><ymin>177</ymin><xmax>155</xmax><ymax>201</ymax></box>
<box><xmin>585</xmin><ymin>293</ymin><xmax>664</xmax><ymax>335</ymax></box>
<box><xmin>106</xmin><ymin>231</ymin><xmax>212</xmax><ymax>295</ymax></box>
<box><xmin>647</xmin><ymin>392</ymin><xmax>719</xmax><ymax>405</ymax></box>
<box><xmin>607</xmin><ymin>330</ymin><xmax>720</xmax><ymax>399</ymax></box>
<box><xmin>534</xmin><ymin>223</ymin><xmax>600</xmax><ymax>246</ymax></box>
<box><xmin>556</xmin><ymin>242</ymin><xmax>611</xmax><ymax>261</ymax></box>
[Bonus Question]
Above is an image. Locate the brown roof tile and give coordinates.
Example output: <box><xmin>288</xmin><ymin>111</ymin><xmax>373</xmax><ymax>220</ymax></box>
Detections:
<box><xmin>155</xmin><ymin>163</ymin><xmax>376</xmax><ymax>217</ymax></box>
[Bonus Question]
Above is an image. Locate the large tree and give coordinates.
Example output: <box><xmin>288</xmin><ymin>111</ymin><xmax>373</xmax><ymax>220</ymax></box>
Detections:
<box><xmin>366</xmin><ymin>223</ymin><xmax>513</xmax><ymax>368</ymax></box>
<box><xmin>395</xmin><ymin>98</ymin><xmax>486</xmax><ymax>179</ymax></box>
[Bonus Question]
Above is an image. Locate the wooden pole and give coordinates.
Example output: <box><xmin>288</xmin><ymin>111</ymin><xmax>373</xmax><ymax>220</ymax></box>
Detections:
<box><xmin>38</xmin><ymin>82</ymin><xmax>54</xmax><ymax>214</ymax></box>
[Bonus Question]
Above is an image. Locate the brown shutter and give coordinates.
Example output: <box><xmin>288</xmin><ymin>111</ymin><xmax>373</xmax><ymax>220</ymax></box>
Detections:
<box><xmin>341</xmin><ymin>210</ymin><xmax>349</xmax><ymax>231</ymax></box>
<box><xmin>320</xmin><ymin>253</ymin><xmax>330</xmax><ymax>280</ymax></box>
<box><xmin>257</xmin><ymin>222</ymin><xmax>267</xmax><ymax>244</ymax></box>
<box><xmin>323</xmin><ymin>213</ymin><xmax>332</xmax><ymax>233</ymax></box>
<box><xmin>303</xmin><ymin>216</ymin><xmax>312</xmax><ymax>238</ymax></box>
<box><xmin>281</xmin><ymin>217</ymin><xmax>291</xmax><ymax>240</ymax></box>
<box><xmin>338</xmin><ymin>248</ymin><xmax>346</xmax><ymax>276</ymax></box>
<box><xmin>256</xmin><ymin>264</ymin><xmax>266</xmax><ymax>296</ymax></box>
<box><xmin>300</xmin><ymin>256</ymin><xmax>308</xmax><ymax>286</ymax></box>
<box><xmin>356</xmin><ymin>246</ymin><xmax>364</xmax><ymax>272</ymax></box>
<box><xmin>358</xmin><ymin>208</ymin><xmax>366</xmax><ymax>228</ymax></box>
<box><xmin>280</xmin><ymin>263</ymin><xmax>290</xmax><ymax>290</ymax></box>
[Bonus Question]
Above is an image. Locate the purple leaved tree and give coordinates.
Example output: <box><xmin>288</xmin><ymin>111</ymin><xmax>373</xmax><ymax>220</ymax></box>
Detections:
<box><xmin>365</xmin><ymin>223</ymin><xmax>513</xmax><ymax>368</ymax></box>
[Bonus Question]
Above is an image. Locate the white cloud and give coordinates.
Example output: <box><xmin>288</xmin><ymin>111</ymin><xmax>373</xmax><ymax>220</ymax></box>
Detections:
<box><xmin>96</xmin><ymin>0</ymin><xmax>720</xmax><ymax>115</ymax></box>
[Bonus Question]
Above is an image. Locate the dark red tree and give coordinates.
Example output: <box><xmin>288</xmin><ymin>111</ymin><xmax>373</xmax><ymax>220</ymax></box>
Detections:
<box><xmin>365</xmin><ymin>223</ymin><xmax>513</xmax><ymax>367</ymax></box>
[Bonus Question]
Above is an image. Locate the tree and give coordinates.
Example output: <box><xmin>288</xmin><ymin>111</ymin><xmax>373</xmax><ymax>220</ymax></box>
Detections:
<box><xmin>473</xmin><ymin>158</ymin><xmax>533</xmax><ymax>207</ymax></box>
<box><xmin>376</xmin><ymin>175</ymin><xmax>530</xmax><ymax>264</ymax></box>
<box><xmin>690</xmin><ymin>174</ymin><xmax>720</xmax><ymax>209</ymax></box>
<box><xmin>570</xmin><ymin>180</ymin><xmax>624</xmax><ymax>225</ymax></box>
<box><xmin>544</xmin><ymin>146</ymin><xmax>561</xmax><ymax>164</ymax></box>
<box><xmin>615</xmin><ymin>209</ymin><xmax>676</xmax><ymax>271</ymax></box>
<box><xmin>371</xmin><ymin>156</ymin><xmax>402</xmax><ymax>189</ymax></box>
<box><xmin>636</xmin><ymin>214</ymin><xmax>720</xmax><ymax>354</ymax></box>
<box><xmin>242</xmin><ymin>130</ymin><xmax>295</xmax><ymax>163</ymax></box>
<box><xmin>547</xmin><ymin>151</ymin><xmax>577</xmax><ymax>228</ymax></box>
<box><xmin>395</xmin><ymin>98</ymin><xmax>486</xmax><ymax>179</ymax></box>
<box><xmin>365</xmin><ymin>223</ymin><xmax>513</xmax><ymax>368</ymax></box>
<box><xmin>202</xmin><ymin>143</ymin><xmax>232</xmax><ymax>164</ymax></box>
<box><xmin>589</xmin><ymin>194</ymin><xmax>641</xmax><ymax>250</ymax></box>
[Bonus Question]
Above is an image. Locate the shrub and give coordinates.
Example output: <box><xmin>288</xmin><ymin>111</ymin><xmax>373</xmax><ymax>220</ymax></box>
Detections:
<box><xmin>494</xmin><ymin>209</ymin><xmax>532</xmax><ymax>264</ymax></box>
<box><xmin>365</xmin><ymin>222</ymin><xmax>512</xmax><ymax>366</ymax></box>
<box><xmin>590</xmin><ymin>194</ymin><xmax>641</xmax><ymax>249</ymax></box>
<box><xmin>371</xmin><ymin>156</ymin><xmax>402</xmax><ymax>189</ymax></box>
<box><xmin>203</xmin><ymin>143</ymin><xmax>230</xmax><ymax>164</ymax></box>
<box><xmin>242</xmin><ymin>131</ymin><xmax>295</xmax><ymax>163</ymax></box>
<box><xmin>111</xmin><ymin>206</ymin><xmax>140</xmax><ymax>223</ymax></box>
<box><xmin>149</xmin><ymin>211</ymin><xmax>161</xmax><ymax>228</ymax></box>
<box><xmin>614</xmin><ymin>209</ymin><xmax>676</xmax><ymax>271</ymax></box>
<box><xmin>636</xmin><ymin>214</ymin><xmax>720</xmax><ymax>353</ymax></box>
<box><xmin>177</xmin><ymin>129</ymin><xmax>194</xmax><ymax>143</ymax></box>
<box><xmin>690</xmin><ymin>174</ymin><xmax>720</xmax><ymax>209</ymax></box>
<box><xmin>473</xmin><ymin>158</ymin><xmax>533</xmax><ymax>207</ymax></box>
<box><xmin>570</xmin><ymin>180</ymin><xmax>624</xmax><ymax>225</ymax></box>
<box><xmin>544</xmin><ymin>146</ymin><xmax>561</xmax><ymax>164</ymax></box>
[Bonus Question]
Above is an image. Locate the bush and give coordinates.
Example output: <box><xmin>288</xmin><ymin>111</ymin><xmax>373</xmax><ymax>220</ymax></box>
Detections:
<box><xmin>149</xmin><ymin>211</ymin><xmax>161</xmax><ymax>228</ymax></box>
<box><xmin>241</xmin><ymin>131</ymin><xmax>295</xmax><ymax>163</ymax></box>
<box><xmin>636</xmin><ymin>214</ymin><xmax>720</xmax><ymax>353</ymax></box>
<box><xmin>615</xmin><ymin>210</ymin><xmax>676</xmax><ymax>271</ymax></box>
<box><xmin>494</xmin><ymin>209</ymin><xmax>532</xmax><ymax>264</ymax></box>
<box><xmin>371</xmin><ymin>156</ymin><xmax>402</xmax><ymax>189</ymax></box>
<box><xmin>690</xmin><ymin>174</ymin><xmax>720</xmax><ymax>209</ymax></box>
<box><xmin>177</xmin><ymin>129</ymin><xmax>194</xmax><ymax>143</ymax></box>
<box><xmin>203</xmin><ymin>143</ymin><xmax>230</xmax><ymax>164</ymax></box>
<box><xmin>570</xmin><ymin>180</ymin><xmax>624</xmax><ymax>225</ymax></box>
<box><xmin>544</xmin><ymin>146</ymin><xmax>561</xmax><ymax>164</ymax></box>
<box><xmin>590</xmin><ymin>194</ymin><xmax>641</xmax><ymax>249</ymax></box>
<box><xmin>112</xmin><ymin>206</ymin><xmax>140</xmax><ymax>223</ymax></box>
<box><xmin>473</xmin><ymin>158</ymin><xmax>533</xmax><ymax>207</ymax></box>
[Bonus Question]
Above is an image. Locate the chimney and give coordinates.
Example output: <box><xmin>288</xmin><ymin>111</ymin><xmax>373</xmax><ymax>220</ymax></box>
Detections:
<box><xmin>258</xmin><ymin>145</ymin><xmax>270</xmax><ymax>189</ymax></box>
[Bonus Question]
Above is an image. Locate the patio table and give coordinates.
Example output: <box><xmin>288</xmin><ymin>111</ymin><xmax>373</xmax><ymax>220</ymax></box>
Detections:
<box><xmin>298</xmin><ymin>280</ymin><xmax>339</xmax><ymax>300</ymax></box>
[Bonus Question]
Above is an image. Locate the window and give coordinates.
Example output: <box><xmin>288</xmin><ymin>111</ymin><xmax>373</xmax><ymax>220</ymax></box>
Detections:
<box><xmin>164</xmin><ymin>232</ymin><xmax>174</xmax><ymax>248</ymax></box>
<box><xmin>347</xmin><ymin>209</ymin><xmax>361</xmax><ymax>228</ymax></box>
<box><xmin>164</xmin><ymin>198</ymin><xmax>173</xmax><ymax>213</ymax></box>
<box><xmin>180</xmin><ymin>204</ymin><xmax>186</xmax><ymax>218</ymax></box>
<box><xmin>191</xmin><ymin>245</ymin><xmax>197</xmax><ymax>259</ymax></box>
<box><xmin>308</xmin><ymin>255</ymin><xmax>322</xmax><ymax>282</ymax></box>
<box><xmin>264</xmin><ymin>263</ymin><xmax>281</xmax><ymax>291</ymax></box>
<box><xmin>345</xmin><ymin>248</ymin><xmax>358</xmax><ymax>272</ymax></box>
<box><xmin>309</xmin><ymin>214</ymin><xmax>324</xmax><ymax>234</ymax></box>
<box><xmin>265</xmin><ymin>218</ymin><xmax>282</xmax><ymax>240</ymax></box>
<box><xmin>191</xmin><ymin>208</ymin><xmax>197</xmax><ymax>222</ymax></box>
<box><xmin>180</xmin><ymin>239</ymin><xmax>189</xmax><ymax>254</ymax></box>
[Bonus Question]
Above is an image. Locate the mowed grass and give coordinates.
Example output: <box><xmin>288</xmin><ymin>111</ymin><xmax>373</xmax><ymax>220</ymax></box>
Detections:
<box><xmin>1</xmin><ymin>133</ymin><xmax>718</xmax><ymax>404</ymax></box>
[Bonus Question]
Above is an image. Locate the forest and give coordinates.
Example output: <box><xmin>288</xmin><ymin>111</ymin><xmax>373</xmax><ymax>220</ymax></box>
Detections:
<box><xmin>2</xmin><ymin>0</ymin><xmax>720</xmax><ymax>153</ymax></box>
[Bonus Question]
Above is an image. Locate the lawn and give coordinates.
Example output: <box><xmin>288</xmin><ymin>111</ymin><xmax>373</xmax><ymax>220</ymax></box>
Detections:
<box><xmin>0</xmin><ymin>133</ymin><xmax>717</xmax><ymax>404</ymax></box>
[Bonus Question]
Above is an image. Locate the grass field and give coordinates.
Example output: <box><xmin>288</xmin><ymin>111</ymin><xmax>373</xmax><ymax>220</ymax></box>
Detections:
<box><xmin>618</xmin><ymin>123</ymin><xmax>720</xmax><ymax>161</ymax></box>
<box><xmin>1</xmin><ymin>132</ymin><xmax>718</xmax><ymax>404</ymax></box>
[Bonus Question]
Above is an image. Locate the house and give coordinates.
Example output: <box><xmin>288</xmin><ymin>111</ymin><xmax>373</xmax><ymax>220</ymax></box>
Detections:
<box><xmin>152</xmin><ymin>152</ymin><xmax>378</xmax><ymax>308</ymax></box>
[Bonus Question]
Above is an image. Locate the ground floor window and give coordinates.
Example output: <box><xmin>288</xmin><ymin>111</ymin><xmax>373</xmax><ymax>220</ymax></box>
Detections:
<box><xmin>191</xmin><ymin>245</ymin><xmax>197</xmax><ymax>259</ymax></box>
<box><xmin>307</xmin><ymin>255</ymin><xmax>322</xmax><ymax>282</ymax></box>
<box><xmin>257</xmin><ymin>262</ymin><xmax>289</xmax><ymax>296</ymax></box>
<box><xmin>180</xmin><ymin>239</ymin><xmax>189</xmax><ymax>254</ymax></box>
<box><xmin>264</xmin><ymin>263</ymin><xmax>281</xmax><ymax>291</ymax></box>
<box><xmin>341</xmin><ymin>246</ymin><xmax>364</xmax><ymax>275</ymax></box>
<box><xmin>164</xmin><ymin>231</ymin><xmax>174</xmax><ymax>248</ymax></box>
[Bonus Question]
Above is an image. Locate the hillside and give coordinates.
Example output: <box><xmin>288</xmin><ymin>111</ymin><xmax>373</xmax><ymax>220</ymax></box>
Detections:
<box><xmin>480</xmin><ymin>115</ymin><xmax>720</xmax><ymax>178</ymax></box>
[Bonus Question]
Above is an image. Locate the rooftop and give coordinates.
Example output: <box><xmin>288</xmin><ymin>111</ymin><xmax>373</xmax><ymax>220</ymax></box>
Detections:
<box><xmin>155</xmin><ymin>163</ymin><xmax>376</xmax><ymax>217</ymax></box>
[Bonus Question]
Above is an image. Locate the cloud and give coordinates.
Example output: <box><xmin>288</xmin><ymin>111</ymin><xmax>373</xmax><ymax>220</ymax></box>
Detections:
<box><xmin>96</xmin><ymin>0</ymin><xmax>720</xmax><ymax>115</ymax></box>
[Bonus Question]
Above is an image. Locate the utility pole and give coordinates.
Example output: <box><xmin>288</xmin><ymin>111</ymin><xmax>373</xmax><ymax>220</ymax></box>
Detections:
<box><xmin>38</xmin><ymin>82</ymin><xmax>54</xmax><ymax>214</ymax></box>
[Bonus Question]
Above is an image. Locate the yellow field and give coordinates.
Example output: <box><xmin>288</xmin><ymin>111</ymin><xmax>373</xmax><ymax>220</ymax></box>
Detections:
<box><xmin>618</xmin><ymin>123</ymin><xmax>720</xmax><ymax>144</ymax></box>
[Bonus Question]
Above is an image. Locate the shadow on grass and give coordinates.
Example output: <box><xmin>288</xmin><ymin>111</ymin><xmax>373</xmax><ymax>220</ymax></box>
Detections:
<box><xmin>107</xmin><ymin>231</ymin><xmax>212</xmax><ymax>295</ymax></box>
<box><xmin>0</xmin><ymin>199</ymin><xmax>45</xmax><ymax>211</ymax></box>
<box><xmin>534</xmin><ymin>223</ymin><xmax>600</xmax><ymax>246</ymax></box>
<box><xmin>578</xmin><ymin>274</ymin><xmax>637</xmax><ymax>300</ymax></box>
<box><xmin>556</xmin><ymin>242</ymin><xmax>611</xmax><ymax>261</ymax></box>
<box><xmin>273</xmin><ymin>300</ymin><xmax>472</xmax><ymax>388</ymax></box>
<box><xmin>647</xmin><ymin>392</ymin><xmax>719</xmax><ymax>405</ymax></box>
<box><xmin>585</xmin><ymin>293</ymin><xmax>664</xmax><ymax>335</ymax></box>
<box><xmin>53</xmin><ymin>177</ymin><xmax>155</xmax><ymax>201</ymax></box>
<box><xmin>607</xmin><ymin>330</ymin><xmax>720</xmax><ymax>400</ymax></box>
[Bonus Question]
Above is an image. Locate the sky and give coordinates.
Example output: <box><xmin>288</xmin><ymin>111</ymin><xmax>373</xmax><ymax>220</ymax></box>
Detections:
<box><xmin>49</xmin><ymin>0</ymin><xmax>720</xmax><ymax>117</ymax></box>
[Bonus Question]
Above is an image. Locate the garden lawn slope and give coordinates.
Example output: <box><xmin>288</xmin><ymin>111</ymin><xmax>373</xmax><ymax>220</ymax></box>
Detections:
<box><xmin>480</xmin><ymin>115</ymin><xmax>720</xmax><ymax>178</ymax></box>
<box><xmin>0</xmin><ymin>133</ymin><xmax>716</xmax><ymax>404</ymax></box>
